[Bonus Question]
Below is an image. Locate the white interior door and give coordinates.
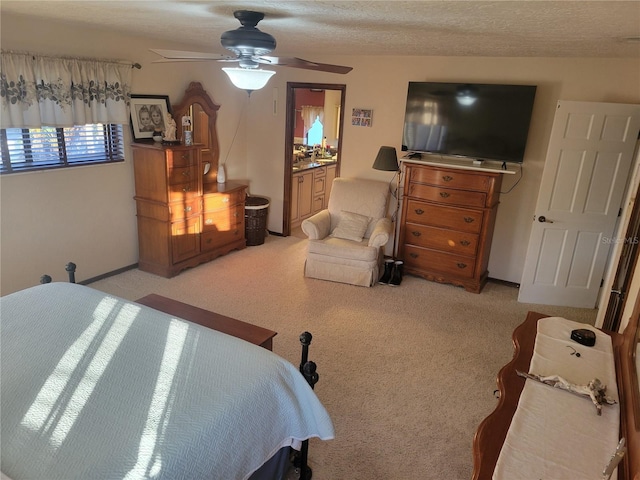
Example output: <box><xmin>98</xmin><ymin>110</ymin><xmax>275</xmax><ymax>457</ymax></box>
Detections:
<box><xmin>518</xmin><ymin>101</ymin><xmax>640</xmax><ymax>308</ymax></box>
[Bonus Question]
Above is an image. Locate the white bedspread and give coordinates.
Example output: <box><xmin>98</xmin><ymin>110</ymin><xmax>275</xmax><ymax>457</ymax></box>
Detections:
<box><xmin>493</xmin><ymin>317</ymin><xmax>619</xmax><ymax>480</ymax></box>
<box><xmin>1</xmin><ymin>283</ymin><xmax>334</xmax><ymax>480</ymax></box>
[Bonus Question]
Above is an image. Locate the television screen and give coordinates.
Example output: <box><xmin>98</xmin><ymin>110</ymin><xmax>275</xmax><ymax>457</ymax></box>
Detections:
<box><xmin>401</xmin><ymin>82</ymin><xmax>537</xmax><ymax>164</ymax></box>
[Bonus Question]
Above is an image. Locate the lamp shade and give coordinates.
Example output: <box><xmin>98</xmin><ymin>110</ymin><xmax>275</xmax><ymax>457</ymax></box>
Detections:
<box><xmin>222</xmin><ymin>67</ymin><xmax>276</xmax><ymax>91</ymax></box>
<box><xmin>372</xmin><ymin>146</ymin><xmax>399</xmax><ymax>172</ymax></box>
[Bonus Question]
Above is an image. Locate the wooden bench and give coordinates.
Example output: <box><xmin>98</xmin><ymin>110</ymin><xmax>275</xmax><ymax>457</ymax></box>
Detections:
<box><xmin>136</xmin><ymin>294</ymin><xmax>277</xmax><ymax>351</ymax></box>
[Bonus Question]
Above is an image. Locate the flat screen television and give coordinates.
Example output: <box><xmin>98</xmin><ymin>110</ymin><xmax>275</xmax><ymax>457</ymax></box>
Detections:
<box><xmin>401</xmin><ymin>82</ymin><xmax>537</xmax><ymax>164</ymax></box>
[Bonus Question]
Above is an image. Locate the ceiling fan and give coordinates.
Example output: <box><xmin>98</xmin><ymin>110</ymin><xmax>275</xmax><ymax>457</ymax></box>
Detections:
<box><xmin>151</xmin><ymin>10</ymin><xmax>352</xmax><ymax>91</ymax></box>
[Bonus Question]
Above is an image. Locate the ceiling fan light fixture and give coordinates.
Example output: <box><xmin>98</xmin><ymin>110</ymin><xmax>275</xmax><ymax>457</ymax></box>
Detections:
<box><xmin>222</xmin><ymin>67</ymin><xmax>276</xmax><ymax>92</ymax></box>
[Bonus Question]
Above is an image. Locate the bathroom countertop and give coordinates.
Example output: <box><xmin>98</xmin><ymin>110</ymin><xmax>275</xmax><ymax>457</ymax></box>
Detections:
<box><xmin>292</xmin><ymin>159</ymin><xmax>337</xmax><ymax>172</ymax></box>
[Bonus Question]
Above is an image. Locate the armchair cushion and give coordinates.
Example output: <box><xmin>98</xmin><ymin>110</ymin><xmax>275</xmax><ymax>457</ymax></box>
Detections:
<box><xmin>307</xmin><ymin>237</ymin><xmax>379</xmax><ymax>262</ymax></box>
<box><xmin>330</xmin><ymin>210</ymin><xmax>371</xmax><ymax>242</ymax></box>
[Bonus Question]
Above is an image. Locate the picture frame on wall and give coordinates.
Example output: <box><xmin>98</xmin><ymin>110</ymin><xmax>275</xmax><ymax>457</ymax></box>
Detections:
<box><xmin>130</xmin><ymin>94</ymin><xmax>171</xmax><ymax>141</ymax></box>
<box><xmin>352</xmin><ymin>108</ymin><xmax>373</xmax><ymax>127</ymax></box>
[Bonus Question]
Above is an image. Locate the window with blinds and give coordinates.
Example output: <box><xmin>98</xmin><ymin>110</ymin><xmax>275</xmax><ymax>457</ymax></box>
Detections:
<box><xmin>0</xmin><ymin>124</ymin><xmax>125</xmax><ymax>174</ymax></box>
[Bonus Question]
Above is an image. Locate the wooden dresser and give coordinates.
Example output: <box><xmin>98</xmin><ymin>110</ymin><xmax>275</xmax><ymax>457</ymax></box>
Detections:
<box><xmin>398</xmin><ymin>162</ymin><xmax>502</xmax><ymax>293</ymax></box>
<box><xmin>132</xmin><ymin>142</ymin><xmax>247</xmax><ymax>278</ymax></box>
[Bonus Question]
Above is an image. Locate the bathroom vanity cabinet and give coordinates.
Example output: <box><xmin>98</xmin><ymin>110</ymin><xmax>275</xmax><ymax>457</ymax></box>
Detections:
<box><xmin>291</xmin><ymin>163</ymin><xmax>336</xmax><ymax>228</ymax></box>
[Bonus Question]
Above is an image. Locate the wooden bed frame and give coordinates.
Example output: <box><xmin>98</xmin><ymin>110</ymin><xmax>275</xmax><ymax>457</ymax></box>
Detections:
<box><xmin>472</xmin><ymin>296</ymin><xmax>640</xmax><ymax>480</ymax></box>
<box><xmin>40</xmin><ymin>263</ymin><xmax>320</xmax><ymax>480</ymax></box>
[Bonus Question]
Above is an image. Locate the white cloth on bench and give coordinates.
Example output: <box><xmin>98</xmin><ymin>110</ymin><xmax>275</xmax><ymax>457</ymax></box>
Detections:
<box><xmin>493</xmin><ymin>317</ymin><xmax>620</xmax><ymax>480</ymax></box>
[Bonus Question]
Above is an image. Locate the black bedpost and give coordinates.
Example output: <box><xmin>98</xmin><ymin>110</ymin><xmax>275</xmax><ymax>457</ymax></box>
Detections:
<box><xmin>65</xmin><ymin>262</ymin><xmax>76</xmax><ymax>283</ymax></box>
<box><xmin>40</xmin><ymin>274</ymin><xmax>52</xmax><ymax>284</ymax></box>
<box><xmin>302</xmin><ymin>361</ymin><xmax>319</xmax><ymax>389</ymax></box>
<box><xmin>299</xmin><ymin>331</ymin><xmax>312</xmax><ymax>374</ymax></box>
<box><xmin>296</xmin><ymin>332</ymin><xmax>317</xmax><ymax>480</ymax></box>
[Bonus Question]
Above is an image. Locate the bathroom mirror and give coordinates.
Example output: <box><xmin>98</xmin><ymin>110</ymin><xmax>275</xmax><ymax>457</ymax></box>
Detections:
<box><xmin>172</xmin><ymin>82</ymin><xmax>220</xmax><ymax>184</ymax></box>
<box><xmin>283</xmin><ymin>82</ymin><xmax>346</xmax><ymax>236</ymax></box>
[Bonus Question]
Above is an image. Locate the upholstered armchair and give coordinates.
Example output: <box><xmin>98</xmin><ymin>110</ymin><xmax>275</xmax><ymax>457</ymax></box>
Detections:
<box><xmin>301</xmin><ymin>177</ymin><xmax>393</xmax><ymax>287</ymax></box>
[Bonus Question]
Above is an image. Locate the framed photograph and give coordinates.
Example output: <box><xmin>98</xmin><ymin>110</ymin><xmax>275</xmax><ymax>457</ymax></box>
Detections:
<box><xmin>130</xmin><ymin>94</ymin><xmax>171</xmax><ymax>141</ymax></box>
<box><xmin>352</xmin><ymin>108</ymin><xmax>373</xmax><ymax>127</ymax></box>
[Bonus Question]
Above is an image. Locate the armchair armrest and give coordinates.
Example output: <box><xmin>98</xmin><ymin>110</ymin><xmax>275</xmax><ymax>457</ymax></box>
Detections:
<box><xmin>368</xmin><ymin>217</ymin><xmax>392</xmax><ymax>248</ymax></box>
<box><xmin>301</xmin><ymin>209</ymin><xmax>331</xmax><ymax>240</ymax></box>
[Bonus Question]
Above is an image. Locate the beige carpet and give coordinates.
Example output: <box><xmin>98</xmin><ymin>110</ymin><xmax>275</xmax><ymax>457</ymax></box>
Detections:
<box><xmin>89</xmin><ymin>235</ymin><xmax>597</xmax><ymax>479</ymax></box>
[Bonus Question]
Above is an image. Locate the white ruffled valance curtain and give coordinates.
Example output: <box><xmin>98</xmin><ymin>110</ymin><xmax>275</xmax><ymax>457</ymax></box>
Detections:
<box><xmin>0</xmin><ymin>51</ymin><xmax>132</xmax><ymax>129</ymax></box>
<box><xmin>300</xmin><ymin>106</ymin><xmax>324</xmax><ymax>134</ymax></box>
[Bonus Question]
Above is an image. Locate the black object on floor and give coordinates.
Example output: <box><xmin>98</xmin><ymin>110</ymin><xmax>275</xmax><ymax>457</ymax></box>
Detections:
<box><xmin>389</xmin><ymin>260</ymin><xmax>403</xmax><ymax>286</ymax></box>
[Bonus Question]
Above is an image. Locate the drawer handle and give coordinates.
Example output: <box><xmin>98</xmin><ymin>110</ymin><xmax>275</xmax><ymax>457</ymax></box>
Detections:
<box><xmin>181</xmin><ymin>154</ymin><xmax>189</xmax><ymax>159</ymax></box>
<box><xmin>409</xmin><ymin>253</ymin><xmax>419</xmax><ymax>258</ymax></box>
<box><xmin>463</xmin><ymin>217</ymin><xmax>475</xmax><ymax>223</ymax></box>
<box><xmin>223</xmin><ymin>197</ymin><xmax>229</xmax><ymax>203</ymax></box>
<box><xmin>182</xmin><ymin>187</ymin><xmax>191</xmax><ymax>192</ymax></box>
<box><xmin>456</xmin><ymin>263</ymin><xmax>467</xmax><ymax>269</ymax></box>
<box><xmin>184</xmin><ymin>206</ymin><xmax>192</xmax><ymax>213</ymax></box>
<box><xmin>414</xmin><ymin>208</ymin><xmax>425</xmax><ymax>215</ymax></box>
<box><xmin>460</xmin><ymin>240</ymin><xmax>471</xmax><ymax>246</ymax></box>
<box><xmin>205</xmin><ymin>218</ymin><xmax>213</xmax><ymax>225</ymax></box>
<box><xmin>206</xmin><ymin>238</ymin><xmax>212</xmax><ymax>244</ymax></box>
<box><xmin>411</xmin><ymin>231</ymin><xmax>421</xmax><ymax>237</ymax></box>
<box><xmin>439</xmin><ymin>192</ymin><xmax>450</xmax><ymax>198</ymax></box>
<box><xmin>181</xmin><ymin>171</ymin><xmax>190</xmax><ymax>177</ymax></box>
<box><xmin>442</xmin><ymin>175</ymin><xmax>454</xmax><ymax>182</ymax></box>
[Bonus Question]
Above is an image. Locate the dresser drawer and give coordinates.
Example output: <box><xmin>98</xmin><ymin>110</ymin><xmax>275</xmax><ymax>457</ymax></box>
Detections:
<box><xmin>404</xmin><ymin>223</ymin><xmax>479</xmax><ymax>256</ymax></box>
<box><xmin>203</xmin><ymin>190</ymin><xmax>245</xmax><ymax>211</ymax></box>
<box><xmin>168</xmin><ymin>166</ymin><xmax>197</xmax><ymax>186</ymax></box>
<box><xmin>203</xmin><ymin>204</ymin><xmax>243</xmax><ymax>231</ymax></box>
<box><xmin>410</xmin><ymin>167</ymin><xmax>490</xmax><ymax>192</ymax></box>
<box><xmin>404</xmin><ymin>245</ymin><xmax>476</xmax><ymax>279</ymax></box>
<box><xmin>167</xmin><ymin>181</ymin><xmax>199</xmax><ymax>201</ymax></box>
<box><xmin>167</xmin><ymin>149</ymin><xmax>196</xmax><ymax>168</ymax></box>
<box><xmin>405</xmin><ymin>199</ymin><xmax>483</xmax><ymax>234</ymax></box>
<box><xmin>407</xmin><ymin>183</ymin><xmax>487</xmax><ymax>208</ymax></box>
<box><xmin>169</xmin><ymin>198</ymin><xmax>201</xmax><ymax>222</ymax></box>
<box><xmin>201</xmin><ymin>225</ymin><xmax>244</xmax><ymax>251</ymax></box>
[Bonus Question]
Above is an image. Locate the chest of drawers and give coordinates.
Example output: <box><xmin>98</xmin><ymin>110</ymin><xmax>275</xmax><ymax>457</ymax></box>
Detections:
<box><xmin>132</xmin><ymin>143</ymin><xmax>247</xmax><ymax>278</ymax></box>
<box><xmin>398</xmin><ymin>163</ymin><xmax>502</xmax><ymax>293</ymax></box>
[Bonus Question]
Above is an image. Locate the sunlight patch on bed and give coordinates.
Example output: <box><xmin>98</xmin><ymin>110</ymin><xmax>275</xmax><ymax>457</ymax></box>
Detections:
<box><xmin>20</xmin><ymin>297</ymin><xmax>140</xmax><ymax>448</ymax></box>
<box><xmin>124</xmin><ymin>319</ymin><xmax>190</xmax><ymax>479</ymax></box>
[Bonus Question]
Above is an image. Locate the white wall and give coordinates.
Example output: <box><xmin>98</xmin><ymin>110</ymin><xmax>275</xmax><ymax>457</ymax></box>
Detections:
<box><xmin>0</xmin><ymin>13</ymin><xmax>247</xmax><ymax>294</ymax></box>
<box><xmin>246</xmin><ymin>55</ymin><xmax>640</xmax><ymax>283</ymax></box>
<box><xmin>1</xmin><ymin>12</ymin><xmax>639</xmax><ymax>294</ymax></box>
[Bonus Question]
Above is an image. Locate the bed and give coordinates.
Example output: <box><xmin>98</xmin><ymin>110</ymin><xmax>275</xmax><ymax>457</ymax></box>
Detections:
<box><xmin>472</xmin><ymin>293</ymin><xmax>640</xmax><ymax>480</ymax></box>
<box><xmin>1</xmin><ymin>282</ymin><xmax>334</xmax><ymax>479</ymax></box>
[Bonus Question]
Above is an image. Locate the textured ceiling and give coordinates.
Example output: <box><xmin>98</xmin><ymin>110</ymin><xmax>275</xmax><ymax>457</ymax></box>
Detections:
<box><xmin>2</xmin><ymin>1</ymin><xmax>640</xmax><ymax>58</ymax></box>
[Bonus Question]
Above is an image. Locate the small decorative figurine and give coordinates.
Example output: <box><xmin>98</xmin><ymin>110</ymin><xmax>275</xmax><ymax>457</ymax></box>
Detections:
<box><xmin>163</xmin><ymin>113</ymin><xmax>177</xmax><ymax>142</ymax></box>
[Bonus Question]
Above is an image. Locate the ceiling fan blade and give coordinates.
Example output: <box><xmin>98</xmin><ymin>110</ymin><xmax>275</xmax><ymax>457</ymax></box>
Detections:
<box><xmin>149</xmin><ymin>49</ymin><xmax>235</xmax><ymax>62</ymax></box>
<box><xmin>257</xmin><ymin>56</ymin><xmax>353</xmax><ymax>74</ymax></box>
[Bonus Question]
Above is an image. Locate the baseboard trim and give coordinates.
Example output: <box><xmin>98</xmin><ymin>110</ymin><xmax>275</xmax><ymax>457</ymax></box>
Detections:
<box><xmin>82</xmin><ymin>264</ymin><xmax>139</xmax><ymax>285</ymax></box>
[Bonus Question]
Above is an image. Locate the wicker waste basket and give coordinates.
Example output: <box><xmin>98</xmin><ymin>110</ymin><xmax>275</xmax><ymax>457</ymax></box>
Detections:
<box><xmin>245</xmin><ymin>196</ymin><xmax>270</xmax><ymax>246</ymax></box>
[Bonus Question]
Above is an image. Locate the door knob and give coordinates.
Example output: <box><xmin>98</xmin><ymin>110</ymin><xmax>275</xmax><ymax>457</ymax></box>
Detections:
<box><xmin>538</xmin><ymin>215</ymin><xmax>554</xmax><ymax>223</ymax></box>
